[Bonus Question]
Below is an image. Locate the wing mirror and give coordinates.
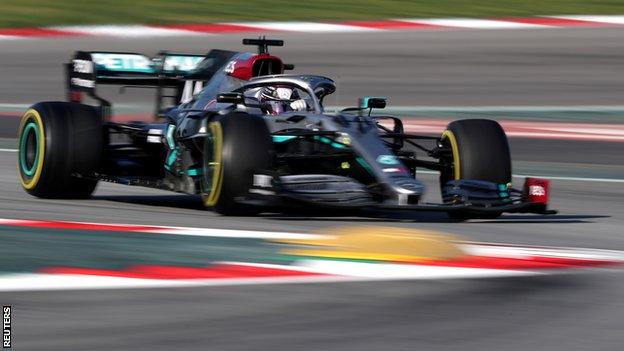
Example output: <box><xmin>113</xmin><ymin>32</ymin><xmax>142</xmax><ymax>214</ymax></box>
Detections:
<box><xmin>216</xmin><ymin>92</ymin><xmax>245</xmax><ymax>104</ymax></box>
<box><xmin>361</xmin><ymin>97</ymin><xmax>387</xmax><ymax>109</ymax></box>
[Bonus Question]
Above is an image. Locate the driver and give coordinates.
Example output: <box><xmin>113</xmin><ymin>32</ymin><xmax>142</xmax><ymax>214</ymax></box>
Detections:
<box><xmin>260</xmin><ymin>85</ymin><xmax>307</xmax><ymax>115</ymax></box>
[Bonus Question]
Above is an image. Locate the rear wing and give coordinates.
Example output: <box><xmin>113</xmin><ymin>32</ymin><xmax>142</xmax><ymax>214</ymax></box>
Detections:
<box><xmin>66</xmin><ymin>49</ymin><xmax>236</xmax><ymax>119</ymax></box>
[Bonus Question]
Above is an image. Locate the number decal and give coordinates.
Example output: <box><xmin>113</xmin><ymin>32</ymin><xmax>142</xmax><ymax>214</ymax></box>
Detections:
<box><xmin>224</xmin><ymin>61</ymin><xmax>236</xmax><ymax>73</ymax></box>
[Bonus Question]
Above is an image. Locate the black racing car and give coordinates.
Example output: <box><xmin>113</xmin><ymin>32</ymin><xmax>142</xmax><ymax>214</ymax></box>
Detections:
<box><xmin>17</xmin><ymin>38</ymin><xmax>554</xmax><ymax>218</ymax></box>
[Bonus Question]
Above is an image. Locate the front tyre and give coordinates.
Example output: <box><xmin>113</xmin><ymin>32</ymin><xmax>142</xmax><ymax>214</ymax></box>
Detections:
<box><xmin>440</xmin><ymin>119</ymin><xmax>512</xmax><ymax>219</ymax></box>
<box><xmin>17</xmin><ymin>102</ymin><xmax>102</xmax><ymax>198</ymax></box>
<box><xmin>202</xmin><ymin>112</ymin><xmax>273</xmax><ymax>215</ymax></box>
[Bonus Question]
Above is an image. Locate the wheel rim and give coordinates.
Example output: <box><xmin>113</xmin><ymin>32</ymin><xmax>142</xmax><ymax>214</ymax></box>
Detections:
<box><xmin>440</xmin><ymin>130</ymin><xmax>460</xmax><ymax>180</ymax></box>
<box><xmin>202</xmin><ymin>122</ymin><xmax>224</xmax><ymax>207</ymax></box>
<box><xmin>20</xmin><ymin>122</ymin><xmax>39</xmax><ymax>176</ymax></box>
<box><xmin>18</xmin><ymin>109</ymin><xmax>46</xmax><ymax>189</ymax></box>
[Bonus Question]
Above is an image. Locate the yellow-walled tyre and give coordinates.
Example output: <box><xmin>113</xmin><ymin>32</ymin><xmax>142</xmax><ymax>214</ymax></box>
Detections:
<box><xmin>202</xmin><ymin>112</ymin><xmax>273</xmax><ymax>215</ymax></box>
<box><xmin>440</xmin><ymin>119</ymin><xmax>511</xmax><ymax>219</ymax></box>
<box><xmin>17</xmin><ymin>102</ymin><xmax>102</xmax><ymax>198</ymax></box>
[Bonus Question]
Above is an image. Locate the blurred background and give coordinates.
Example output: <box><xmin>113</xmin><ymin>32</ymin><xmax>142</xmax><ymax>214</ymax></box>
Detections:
<box><xmin>3</xmin><ymin>0</ymin><xmax>624</xmax><ymax>27</ymax></box>
<box><xmin>1</xmin><ymin>1</ymin><xmax>624</xmax><ymax>350</ymax></box>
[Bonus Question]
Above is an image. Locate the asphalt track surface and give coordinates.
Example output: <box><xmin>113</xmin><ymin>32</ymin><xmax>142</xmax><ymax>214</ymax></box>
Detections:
<box><xmin>2</xmin><ymin>28</ymin><xmax>624</xmax><ymax>350</ymax></box>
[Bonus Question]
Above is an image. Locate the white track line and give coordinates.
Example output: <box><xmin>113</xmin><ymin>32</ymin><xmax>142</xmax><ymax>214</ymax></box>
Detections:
<box><xmin>513</xmin><ymin>174</ymin><xmax>624</xmax><ymax>183</ymax></box>
<box><xmin>401</xmin><ymin>18</ymin><xmax>550</xmax><ymax>29</ymax></box>
<box><xmin>0</xmin><ymin>35</ymin><xmax>20</xmax><ymax>41</ymax></box>
<box><xmin>462</xmin><ymin>244</ymin><xmax>624</xmax><ymax>261</ymax></box>
<box><xmin>0</xmin><ymin>148</ymin><xmax>17</xmax><ymax>152</ymax></box>
<box><xmin>51</xmin><ymin>25</ymin><xmax>204</xmax><ymax>37</ymax></box>
<box><xmin>416</xmin><ymin>170</ymin><xmax>624</xmax><ymax>183</ymax></box>
<box><xmin>227</xmin><ymin>21</ymin><xmax>380</xmax><ymax>32</ymax></box>
<box><xmin>378</xmin><ymin>105</ymin><xmax>624</xmax><ymax>112</ymax></box>
<box><xmin>297</xmin><ymin>260</ymin><xmax>538</xmax><ymax>279</ymax></box>
<box><xmin>552</xmin><ymin>15</ymin><xmax>624</xmax><ymax>25</ymax></box>
<box><xmin>0</xmin><ymin>273</ymin><xmax>355</xmax><ymax>292</ymax></box>
<box><xmin>0</xmin><ymin>218</ymin><xmax>325</xmax><ymax>240</ymax></box>
<box><xmin>0</xmin><ymin>269</ymin><xmax>542</xmax><ymax>292</ymax></box>
<box><xmin>142</xmin><ymin>227</ymin><xmax>324</xmax><ymax>240</ymax></box>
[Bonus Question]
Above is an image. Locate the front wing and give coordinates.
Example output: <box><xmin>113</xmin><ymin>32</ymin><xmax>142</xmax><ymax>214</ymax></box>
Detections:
<box><xmin>244</xmin><ymin>174</ymin><xmax>556</xmax><ymax>216</ymax></box>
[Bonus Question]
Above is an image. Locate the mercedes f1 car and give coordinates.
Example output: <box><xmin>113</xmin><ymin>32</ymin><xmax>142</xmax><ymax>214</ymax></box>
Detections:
<box><xmin>17</xmin><ymin>38</ymin><xmax>554</xmax><ymax>218</ymax></box>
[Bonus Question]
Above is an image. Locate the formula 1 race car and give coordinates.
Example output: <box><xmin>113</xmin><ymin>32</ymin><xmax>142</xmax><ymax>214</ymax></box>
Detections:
<box><xmin>17</xmin><ymin>38</ymin><xmax>554</xmax><ymax>218</ymax></box>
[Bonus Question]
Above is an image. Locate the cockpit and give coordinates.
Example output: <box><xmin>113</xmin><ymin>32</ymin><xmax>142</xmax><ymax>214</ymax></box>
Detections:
<box><xmin>234</xmin><ymin>75</ymin><xmax>336</xmax><ymax>115</ymax></box>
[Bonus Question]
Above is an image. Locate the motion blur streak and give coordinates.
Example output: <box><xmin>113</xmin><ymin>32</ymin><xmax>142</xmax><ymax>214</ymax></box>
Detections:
<box><xmin>1</xmin><ymin>27</ymin><xmax>624</xmax><ymax>351</ymax></box>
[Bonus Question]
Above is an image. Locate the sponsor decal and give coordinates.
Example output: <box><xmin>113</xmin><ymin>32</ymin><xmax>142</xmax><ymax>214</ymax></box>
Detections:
<box><xmin>146</xmin><ymin>136</ymin><xmax>161</xmax><ymax>144</ymax></box>
<box><xmin>92</xmin><ymin>53</ymin><xmax>154</xmax><ymax>73</ymax></box>
<box><xmin>337</xmin><ymin>133</ymin><xmax>351</xmax><ymax>145</ymax></box>
<box><xmin>180</xmin><ymin>80</ymin><xmax>195</xmax><ymax>103</ymax></box>
<box><xmin>253</xmin><ymin>174</ymin><xmax>273</xmax><ymax>188</ymax></box>
<box><xmin>224</xmin><ymin>60</ymin><xmax>237</xmax><ymax>73</ymax></box>
<box><xmin>72</xmin><ymin>59</ymin><xmax>93</xmax><ymax>74</ymax></box>
<box><xmin>382</xmin><ymin>167</ymin><xmax>409</xmax><ymax>173</ymax></box>
<box><xmin>146</xmin><ymin>129</ymin><xmax>164</xmax><ymax>144</ymax></box>
<box><xmin>70</xmin><ymin>78</ymin><xmax>95</xmax><ymax>89</ymax></box>
<box><xmin>162</xmin><ymin>55</ymin><xmax>204</xmax><ymax>72</ymax></box>
<box><xmin>525</xmin><ymin>177</ymin><xmax>550</xmax><ymax>204</ymax></box>
<box><xmin>529</xmin><ymin>185</ymin><xmax>546</xmax><ymax>196</ymax></box>
<box><xmin>376</xmin><ymin>155</ymin><xmax>399</xmax><ymax>165</ymax></box>
<box><xmin>204</xmin><ymin>99</ymin><xmax>217</xmax><ymax>110</ymax></box>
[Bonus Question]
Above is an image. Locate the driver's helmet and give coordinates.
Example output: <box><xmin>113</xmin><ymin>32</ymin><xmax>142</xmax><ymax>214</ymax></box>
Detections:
<box><xmin>260</xmin><ymin>85</ymin><xmax>298</xmax><ymax>115</ymax></box>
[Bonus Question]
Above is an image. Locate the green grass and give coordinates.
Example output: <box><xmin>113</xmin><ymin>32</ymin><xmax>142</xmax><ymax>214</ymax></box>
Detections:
<box><xmin>2</xmin><ymin>0</ymin><xmax>624</xmax><ymax>28</ymax></box>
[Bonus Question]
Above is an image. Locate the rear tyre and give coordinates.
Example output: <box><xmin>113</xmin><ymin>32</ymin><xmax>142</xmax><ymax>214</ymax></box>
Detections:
<box><xmin>202</xmin><ymin>112</ymin><xmax>273</xmax><ymax>215</ymax></box>
<box><xmin>17</xmin><ymin>102</ymin><xmax>101</xmax><ymax>198</ymax></box>
<box><xmin>440</xmin><ymin>119</ymin><xmax>511</xmax><ymax>219</ymax></box>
